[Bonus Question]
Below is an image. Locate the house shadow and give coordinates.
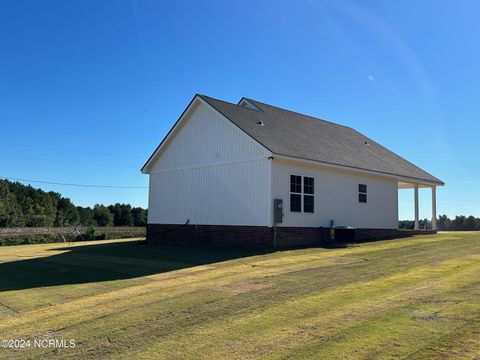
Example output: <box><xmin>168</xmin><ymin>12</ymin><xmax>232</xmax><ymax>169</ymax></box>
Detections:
<box><xmin>0</xmin><ymin>240</ymin><xmax>276</xmax><ymax>292</ymax></box>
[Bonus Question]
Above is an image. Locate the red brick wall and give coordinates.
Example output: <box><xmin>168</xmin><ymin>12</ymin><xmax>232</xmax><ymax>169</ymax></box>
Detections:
<box><xmin>147</xmin><ymin>224</ymin><xmax>322</xmax><ymax>248</ymax></box>
<box><xmin>274</xmin><ymin>227</ymin><xmax>323</xmax><ymax>247</ymax></box>
<box><xmin>147</xmin><ymin>224</ymin><xmax>437</xmax><ymax>248</ymax></box>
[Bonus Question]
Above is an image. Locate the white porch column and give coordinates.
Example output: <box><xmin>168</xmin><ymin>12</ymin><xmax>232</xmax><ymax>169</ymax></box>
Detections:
<box><xmin>431</xmin><ymin>186</ymin><xmax>437</xmax><ymax>230</ymax></box>
<box><xmin>414</xmin><ymin>185</ymin><xmax>420</xmax><ymax>230</ymax></box>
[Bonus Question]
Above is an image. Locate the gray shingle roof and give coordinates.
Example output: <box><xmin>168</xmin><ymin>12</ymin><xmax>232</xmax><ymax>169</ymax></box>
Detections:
<box><xmin>199</xmin><ymin>95</ymin><xmax>443</xmax><ymax>185</ymax></box>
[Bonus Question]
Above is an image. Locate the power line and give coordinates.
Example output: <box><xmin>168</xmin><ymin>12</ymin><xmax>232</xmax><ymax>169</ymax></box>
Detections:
<box><xmin>2</xmin><ymin>154</ymin><xmax>139</xmax><ymax>169</ymax></box>
<box><xmin>1</xmin><ymin>176</ymin><xmax>148</xmax><ymax>189</ymax></box>
<box><xmin>0</xmin><ymin>141</ymin><xmax>145</xmax><ymax>160</ymax></box>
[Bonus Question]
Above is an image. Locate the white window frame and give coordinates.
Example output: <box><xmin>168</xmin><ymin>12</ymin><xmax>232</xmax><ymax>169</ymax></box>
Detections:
<box><xmin>290</xmin><ymin>174</ymin><xmax>302</xmax><ymax>213</ymax></box>
<box><xmin>290</xmin><ymin>174</ymin><xmax>315</xmax><ymax>213</ymax></box>
<box><xmin>358</xmin><ymin>183</ymin><xmax>368</xmax><ymax>204</ymax></box>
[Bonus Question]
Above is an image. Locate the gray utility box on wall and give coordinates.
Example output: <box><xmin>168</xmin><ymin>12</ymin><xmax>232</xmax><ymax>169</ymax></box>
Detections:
<box><xmin>273</xmin><ymin>199</ymin><xmax>283</xmax><ymax>224</ymax></box>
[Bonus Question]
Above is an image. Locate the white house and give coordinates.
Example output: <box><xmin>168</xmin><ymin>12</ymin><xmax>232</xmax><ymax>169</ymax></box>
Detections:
<box><xmin>141</xmin><ymin>94</ymin><xmax>444</xmax><ymax>247</ymax></box>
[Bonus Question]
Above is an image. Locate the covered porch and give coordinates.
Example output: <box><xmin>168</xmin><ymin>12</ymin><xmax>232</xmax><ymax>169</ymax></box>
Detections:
<box><xmin>398</xmin><ymin>181</ymin><xmax>439</xmax><ymax>230</ymax></box>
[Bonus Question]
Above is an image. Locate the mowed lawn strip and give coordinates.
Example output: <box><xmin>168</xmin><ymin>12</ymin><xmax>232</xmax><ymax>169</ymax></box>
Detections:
<box><xmin>0</xmin><ymin>233</ymin><xmax>478</xmax><ymax>359</ymax></box>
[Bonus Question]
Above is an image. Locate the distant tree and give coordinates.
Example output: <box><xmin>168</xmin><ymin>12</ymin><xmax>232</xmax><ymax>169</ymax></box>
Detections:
<box><xmin>131</xmin><ymin>207</ymin><xmax>147</xmax><ymax>226</ymax></box>
<box><xmin>0</xmin><ymin>180</ymin><xmax>147</xmax><ymax>228</ymax></box>
<box><xmin>419</xmin><ymin>219</ymin><xmax>431</xmax><ymax>230</ymax></box>
<box><xmin>451</xmin><ymin>216</ymin><xmax>466</xmax><ymax>231</ymax></box>
<box><xmin>9</xmin><ymin>182</ymin><xmax>56</xmax><ymax>227</ymax></box>
<box><xmin>398</xmin><ymin>220</ymin><xmax>414</xmax><ymax>229</ymax></box>
<box><xmin>93</xmin><ymin>204</ymin><xmax>113</xmax><ymax>226</ymax></box>
<box><xmin>437</xmin><ymin>214</ymin><xmax>451</xmax><ymax>231</ymax></box>
<box><xmin>77</xmin><ymin>206</ymin><xmax>96</xmax><ymax>226</ymax></box>
<box><xmin>108</xmin><ymin>203</ymin><xmax>133</xmax><ymax>226</ymax></box>
<box><xmin>400</xmin><ymin>214</ymin><xmax>480</xmax><ymax>231</ymax></box>
<box><xmin>0</xmin><ymin>180</ymin><xmax>24</xmax><ymax>227</ymax></box>
<box><xmin>465</xmin><ymin>216</ymin><xmax>478</xmax><ymax>231</ymax></box>
<box><xmin>54</xmin><ymin>196</ymin><xmax>79</xmax><ymax>226</ymax></box>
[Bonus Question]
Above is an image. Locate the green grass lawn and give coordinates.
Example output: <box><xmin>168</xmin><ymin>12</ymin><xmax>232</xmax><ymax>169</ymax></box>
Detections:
<box><xmin>0</xmin><ymin>233</ymin><xmax>478</xmax><ymax>359</ymax></box>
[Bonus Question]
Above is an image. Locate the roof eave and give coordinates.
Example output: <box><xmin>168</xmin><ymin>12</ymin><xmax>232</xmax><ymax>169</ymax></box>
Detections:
<box><xmin>272</xmin><ymin>154</ymin><xmax>444</xmax><ymax>187</ymax></box>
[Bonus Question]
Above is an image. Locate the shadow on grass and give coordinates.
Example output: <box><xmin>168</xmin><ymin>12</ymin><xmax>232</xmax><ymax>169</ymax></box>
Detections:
<box><xmin>0</xmin><ymin>240</ymin><xmax>276</xmax><ymax>292</ymax></box>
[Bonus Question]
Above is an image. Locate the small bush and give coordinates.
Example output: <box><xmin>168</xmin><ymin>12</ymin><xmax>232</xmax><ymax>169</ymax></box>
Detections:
<box><xmin>85</xmin><ymin>226</ymin><xmax>96</xmax><ymax>240</ymax></box>
<box><xmin>0</xmin><ymin>227</ymin><xmax>146</xmax><ymax>246</ymax></box>
<box><xmin>0</xmin><ymin>234</ymin><xmax>63</xmax><ymax>246</ymax></box>
<box><xmin>96</xmin><ymin>233</ymin><xmax>109</xmax><ymax>240</ymax></box>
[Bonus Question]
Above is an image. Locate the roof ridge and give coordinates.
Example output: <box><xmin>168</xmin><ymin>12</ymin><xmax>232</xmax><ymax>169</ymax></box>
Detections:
<box><xmin>244</xmin><ymin>97</ymin><xmax>354</xmax><ymax>130</ymax></box>
<box><xmin>198</xmin><ymin>94</ymin><xmax>264</xmax><ymax>113</ymax></box>
<box><xmin>201</xmin><ymin>95</ymin><xmax>352</xmax><ymax>129</ymax></box>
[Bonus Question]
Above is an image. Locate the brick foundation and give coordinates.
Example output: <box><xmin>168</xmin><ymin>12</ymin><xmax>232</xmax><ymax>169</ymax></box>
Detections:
<box><xmin>147</xmin><ymin>224</ymin><xmax>275</xmax><ymax>247</ymax></box>
<box><xmin>147</xmin><ymin>224</ymin><xmax>437</xmax><ymax>248</ymax></box>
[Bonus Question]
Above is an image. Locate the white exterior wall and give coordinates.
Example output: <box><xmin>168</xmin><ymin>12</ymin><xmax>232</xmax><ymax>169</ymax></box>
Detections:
<box><xmin>272</xmin><ymin>159</ymin><xmax>398</xmax><ymax>229</ymax></box>
<box><xmin>147</xmin><ymin>100</ymin><xmax>272</xmax><ymax>226</ymax></box>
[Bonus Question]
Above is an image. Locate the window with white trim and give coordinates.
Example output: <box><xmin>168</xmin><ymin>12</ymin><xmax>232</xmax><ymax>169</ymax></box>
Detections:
<box><xmin>290</xmin><ymin>175</ymin><xmax>314</xmax><ymax>213</ymax></box>
<box><xmin>358</xmin><ymin>184</ymin><xmax>367</xmax><ymax>203</ymax></box>
<box><xmin>290</xmin><ymin>175</ymin><xmax>302</xmax><ymax>212</ymax></box>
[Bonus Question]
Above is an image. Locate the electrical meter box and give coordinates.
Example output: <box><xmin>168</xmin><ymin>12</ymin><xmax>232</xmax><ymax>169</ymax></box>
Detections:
<box><xmin>273</xmin><ymin>199</ymin><xmax>283</xmax><ymax>224</ymax></box>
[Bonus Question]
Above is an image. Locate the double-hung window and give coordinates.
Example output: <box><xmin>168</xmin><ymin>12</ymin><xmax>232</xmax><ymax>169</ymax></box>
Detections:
<box><xmin>290</xmin><ymin>175</ymin><xmax>302</xmax><ymax>212</ymax></box>
<box><xmin>358</xmin><ymin>184</ymin><xmax>367</xmax><ymax>203</ymax></box>
<box><xmin>290</xmin><ymin>175</ymin><xmax>314</xmax><ymax>213</ymax></box>
<box><xmin>303</xmin><ymin>177</ymin><xmax>314</xmax><ymax>212</ymax></box>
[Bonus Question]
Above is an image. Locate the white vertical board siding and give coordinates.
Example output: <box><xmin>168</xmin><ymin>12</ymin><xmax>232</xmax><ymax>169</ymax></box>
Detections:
<box><xmin>272</xmin><ymin>159</ymin><xmax>398</xmax><ymax>229</ymax></box>
<box><xmin>149</xmin><ymin>160</ymin><xmax>270</xmax><ymax>226</ymax></box>
<box><xmin>148</xmin><ymin>101</ymin><xmax>272</xmax><ymax>226</ymax></box>
<box><xmin>150</xmin><ymin>101</ymin><xmax>269</xmax><ymax>172</ymax></box>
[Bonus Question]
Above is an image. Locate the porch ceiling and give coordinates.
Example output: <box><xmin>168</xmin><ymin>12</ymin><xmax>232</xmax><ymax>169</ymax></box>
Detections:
<box><xmin>397</xmin><ymin>181</ymin><xmax>434</xmax><ymax>189</ymax></box>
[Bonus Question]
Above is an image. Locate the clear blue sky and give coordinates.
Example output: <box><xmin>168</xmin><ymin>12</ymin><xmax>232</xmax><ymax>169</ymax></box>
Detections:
<box><xmin>1</xmin><ymin>0</ymin><xmax>478</xmax><ymax>219</ymax></box>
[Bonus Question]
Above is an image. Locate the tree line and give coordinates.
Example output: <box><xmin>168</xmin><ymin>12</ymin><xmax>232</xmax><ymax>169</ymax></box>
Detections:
<box><xmin>399</xmin><ymin>215</ymin><xmax>480</xmax><ymax>231</ymax></box>
<box><xmin>0</xmin><ymin>179</ymin><xmax>147</xmax><ymax>227</ymax></box>
<box><xmin>2</xmin><ymin>179</ymin><xmax>479</xmax><ymax>231</ymax></box>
